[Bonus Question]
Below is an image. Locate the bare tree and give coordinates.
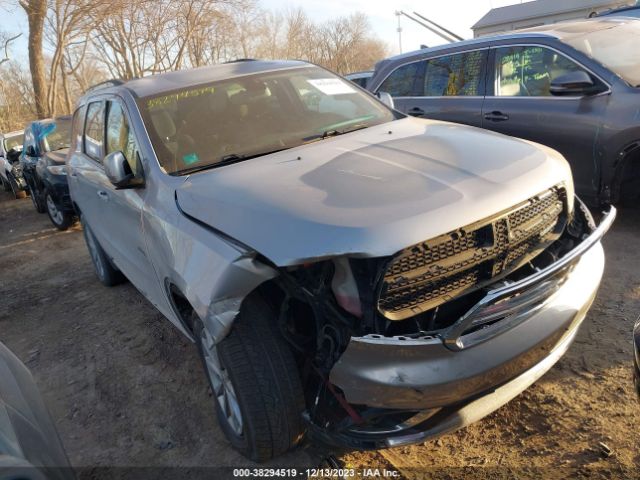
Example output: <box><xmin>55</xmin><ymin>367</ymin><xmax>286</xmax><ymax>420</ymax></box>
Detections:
<box><xmin>19</xmin><ymin>0</ymin><xmax>48</xmax><ymax>118</ymax></box>
<box><xmin>0</xmin><ymin>32</ymin><xmax>22</xmax><ymax>66</ymax></box>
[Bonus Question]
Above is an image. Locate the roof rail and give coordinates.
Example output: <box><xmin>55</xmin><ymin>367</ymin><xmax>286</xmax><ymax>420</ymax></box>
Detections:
<box><xmin>85</xmin><ymin>79</ymin><xmax>126</xmax><ymax>94</ymax></box>
<box><xmin>223</xmin><ymin>58</ymin><xmax>258</xmax><ymax>64</ymax></box>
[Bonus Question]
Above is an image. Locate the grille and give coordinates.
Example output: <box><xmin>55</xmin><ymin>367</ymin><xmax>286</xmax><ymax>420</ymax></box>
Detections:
<box><xmin>378</xmin><ymin>186</ymin><xmax>567</xmax><ymax>320</ymax></box>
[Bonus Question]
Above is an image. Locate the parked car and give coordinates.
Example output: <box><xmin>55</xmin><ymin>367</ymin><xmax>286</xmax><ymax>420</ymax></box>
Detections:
<box><xmin>21</xmin><ymin>117</ymin><xmax>76</xmax><ymax>230</ymax></box>
<box><xmin>634</xmin><ymin>316</ymin><xmax>640</xmax><ymax>399</ymax></box>
<box><xmin>68</xmin><ymin>60</ymin><xmax>614</xmax><ymax>461</ymax></box>
<box><xmin>0</xmin><ymin>341</ymin><xmax>74</xmax><ymax>480</ymax></box>
<box><xmin>345</xmin><ymin>71</ymin><xmax>373</xmax><ymax>88</ymax></box>
<box><xmin>598</xmin><ymin>5</ymin><xmax>640</xmax><ymax>17</ymax></box>
<box><xmin>0</xmin><ymin>130</ymin><xmax>27</xmax><ymax>199</ymax></box>
<box><xmin>367</xmin><ymin>17</ymin><xmax>640</xmax><ymax>206</ymax></box>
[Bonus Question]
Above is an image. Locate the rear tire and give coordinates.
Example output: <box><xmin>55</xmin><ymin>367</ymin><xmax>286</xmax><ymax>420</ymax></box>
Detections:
<box><xmin>193</xmin><ymin>295</ymin><xmax>306</xmax><ymax>462</ymax></box>
<box><xmin>80</xmin><ymin>216</ymin><xmax>125</xmax><ymax>286</ymax></box>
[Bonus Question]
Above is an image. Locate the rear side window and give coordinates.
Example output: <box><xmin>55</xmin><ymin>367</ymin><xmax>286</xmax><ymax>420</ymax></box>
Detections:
<box><xmin>106</xmin><ymin>101</ymin><xmax>141</xmax><ymax>176</ymax></box>
<box><xmin>378</xmin><ymin>62</ymin><xmax>421</xmax><ymax>96</ymax></box>
<box><xmin>494</xmin><ymin>46</ymin><xmax>587</xmax><ymax>97</ymax></box>
<box><xmin>422</xmin><ymin>51</ymin><xmax>485</xmax><ymax>96</ymax></box>
<box><xmin>71</xmin><ymin>105</ymin><xmax>87</xmax><ymax>152</ymax></box>
<box><xmin>84</xmin><ymin>101</ymin><xmax>105</xmax><ymax>162</ymax></box>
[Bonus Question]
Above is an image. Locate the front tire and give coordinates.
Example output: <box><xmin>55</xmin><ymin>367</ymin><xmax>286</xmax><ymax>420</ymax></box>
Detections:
<box><xmin>80</xmin><ymin>216</ymin><xmax>125</xmax><ymax>286</ymax></box>
<box><xmin>46</xmin><ymin>192</ymin><xmax>75</xmax><ymax>230</ymax></box>
<box><xmin>7</xmin><ymin>174</ymin><xmax>26</xmax><ymax>199</ymax></box>
<box><xmin>29</xmin><ymin>184</ymin><xmax>46</xmax><ymax>213</ymax></box>
<box><xmin>1</xmin><ymin>175</ymin><xmax>11</xmax><ymax>192</ymax></box>
<box><xmin>193</xmin><ymin>296</ymin><xmax>306</xmax><ymax>462</ymax></box>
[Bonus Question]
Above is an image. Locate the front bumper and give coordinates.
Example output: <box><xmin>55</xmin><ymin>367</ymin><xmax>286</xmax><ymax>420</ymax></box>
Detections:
<box><xmin>323</xmin><ymin>206</ymin><xmax>614</xmax><ymax>449</ymax></box>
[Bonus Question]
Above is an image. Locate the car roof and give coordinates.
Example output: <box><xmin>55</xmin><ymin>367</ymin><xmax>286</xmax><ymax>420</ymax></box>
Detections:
<box><xmin>83</xmin><ymin>60</ymin><xmax>311</xmax><ymax>100</ymax></box>
<box><xmin>377</xmin><ymin>17</ymin><xmax>630</xmax><ymax>68</ymax></box>
<box><xmin>0</xmin><ymin>130</ymin><xmax>23</xmax><ymax>139</ymax></box>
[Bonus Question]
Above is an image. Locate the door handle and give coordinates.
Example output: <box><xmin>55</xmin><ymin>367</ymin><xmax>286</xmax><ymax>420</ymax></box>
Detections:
<box><xmin>483</xmin><ymin>111</ymin><xmax>509</xmax><ymax>122</ymax></box>
<box><xmin>97</xmin><ymin>190</ymin><xmax>109</xmax><ymax>201</ymax></box>
<box><xmin>408</xmin><ymin>107</ymin><xmax>426</xmax><ymax>117</ymax></box>
<box><xmin>69</xmin><ymin>170</ymin><xmax>78</xmax><ymax>178</ymax></box>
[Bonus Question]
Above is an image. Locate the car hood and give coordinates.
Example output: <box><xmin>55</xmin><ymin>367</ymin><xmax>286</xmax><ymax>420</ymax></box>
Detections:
<box><xmin>43</xmin><ymin>148</ymin><xmax>69</xmax><ymax>165</ymax></box>
<box><xmin>176</xmin><ymin>117</ymin><xmax>573</xmax><ymax>266</ymax></box>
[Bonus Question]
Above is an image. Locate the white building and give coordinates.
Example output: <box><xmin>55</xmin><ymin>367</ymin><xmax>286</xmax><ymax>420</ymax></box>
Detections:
<box><xmin>473</xmin><ymin>0</ymin><xmax>635</xmax><ymax>37</ymax></box>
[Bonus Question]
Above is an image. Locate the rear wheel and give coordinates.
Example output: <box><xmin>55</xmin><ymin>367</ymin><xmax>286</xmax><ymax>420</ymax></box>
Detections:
<box><xmin>193</xmin><ymin>295</ymin><xmax>306</xmax><ymax>462</ymax></box>
<box><xmin>81</xmin><ymin>216</ymin><xmax>125</xmax><ymax>286</ymax></box>
<box><xmin>46</xmin><ymin>192</ymin><xmax>75</xmax><ymax>230</ymax></box>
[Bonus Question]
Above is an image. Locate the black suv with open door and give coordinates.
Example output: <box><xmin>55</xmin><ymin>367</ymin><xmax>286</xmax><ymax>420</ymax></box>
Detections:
<box><xmin>368</xmin><ymin>17</ymin><xmax>640</xmax><ymax>206</ymax></box>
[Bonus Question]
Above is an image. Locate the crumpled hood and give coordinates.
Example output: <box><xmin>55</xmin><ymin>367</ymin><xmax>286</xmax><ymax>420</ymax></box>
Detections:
<box><xmin>176</xmin><ymin>117</ymin><xmax>573</xmax><ymax>266</ymax></box>
<box><xmin>43</xmin><ymin>148</ymin><xmax>69</xmax><ymax>165</ymax></box>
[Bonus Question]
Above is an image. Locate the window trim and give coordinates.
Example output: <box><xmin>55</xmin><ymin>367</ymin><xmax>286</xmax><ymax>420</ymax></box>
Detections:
<box><xmin>105</xmin><ymin>97</ymin><xmax>144</xmax><ymax>179</ymax></box>
<box><xmin>487</xmin><ymin>43</ymin><xmax>612</xmax><ymax>100</ymax></box>
<box><xmin>83</xmin><ymin>100</ymin><xmax>107</xmax><ymax>164</ymax></box>
<box><xmin>374</xmin><ymin>46</ymin><xmax>490</xmax><ymax>99</ymax></box>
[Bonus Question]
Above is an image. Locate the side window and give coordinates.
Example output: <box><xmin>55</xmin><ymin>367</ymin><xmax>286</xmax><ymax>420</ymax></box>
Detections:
<box><xmin>24</xmin><ymin>128</ymin><xmax>35</xmax><ymax>153</ymax></box>
<box><xmin>423</xmin><ymin>51</ymin><xmax>484</xmax><ymax>96</ymax></box>
<box><xmin>71</xmin><ymin>105</ymin><xmax>87</xmax><ymax>152</ymax></box>
<box><xmin>84</xmin><ymin>101</ymin><xmax>105</xmax><ymax>161</ymax></box>
<box><xmin>106</xmin><ymin>100</ymin><xmax>141</xmax><ymax>176</ymax></box>
<box><xmin>378</xmin><ymin>62</ymin><xmax>421</xmax><ymax>96</ymax></box>
<box><xmin>495</xmin><ymin>46</ymin><xmax>587</xmax><ymax>97</ymax></box>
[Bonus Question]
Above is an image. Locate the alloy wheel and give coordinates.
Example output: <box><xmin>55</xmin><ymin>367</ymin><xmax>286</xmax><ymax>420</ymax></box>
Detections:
<box><xmin>46</xmin><ymin>194</ymin><xmax>64</xmax><ymax>225</ymax></box>
<box><xmin>200</xmin><ymin>326</ymin><xmax>243</xmax><ymax>435</ymax></box>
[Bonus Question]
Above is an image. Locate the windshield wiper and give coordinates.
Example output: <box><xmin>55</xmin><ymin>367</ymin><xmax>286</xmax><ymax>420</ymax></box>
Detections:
<box><xmin>175</xmin><ymin>147</ymin><xmax>290</xmax><ymax>176</ymax></box>
<box><xmin>302</xmin><ymin>123</ymin><xmax>371</xmax><ymax>144</ymax></box>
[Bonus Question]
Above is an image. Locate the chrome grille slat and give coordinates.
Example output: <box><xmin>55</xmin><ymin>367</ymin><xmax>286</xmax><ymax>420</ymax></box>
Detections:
<box><xmin>378</xmin><ymin>186</ymin><xmax>567</xmax><ymax>320</ymax></box>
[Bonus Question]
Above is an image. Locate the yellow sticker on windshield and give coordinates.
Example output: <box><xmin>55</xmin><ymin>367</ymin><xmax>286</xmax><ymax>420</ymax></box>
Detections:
<box><xmin>147</xmin><ymin>85</ymin><xmax>216</xmax><ymax>110</ymax></box>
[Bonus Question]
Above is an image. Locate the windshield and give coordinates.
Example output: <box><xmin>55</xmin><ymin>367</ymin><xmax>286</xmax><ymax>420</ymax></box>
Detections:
<box><xmin>563</xmin><ymin>21</ymin><xmax>640</xmax><ymax>86</ymax></box>
<box><xmin>3</xmin><ymin>134</ymin><xmax>23</xmax><ymax>152</ymax></box>
<box><xmin>138</xmin><ymin>66</ymin><xmax>396</xmax><ymax>175</ymax></box>
<box><xmin>41</xmin><ymin>118</ymin><xmax>72</xmax><ymax>152</ymax></box>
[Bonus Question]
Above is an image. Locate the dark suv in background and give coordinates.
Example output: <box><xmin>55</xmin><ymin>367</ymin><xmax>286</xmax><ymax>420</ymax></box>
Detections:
<box><xmin>21</xmin><ymin>117</ymin><xmax>76</xmax><ymax>230</ymax></box>
<box><xmin>368</xmin><ymin>17</ymin><xmax>640</xmax><ymax>206</ymax></box>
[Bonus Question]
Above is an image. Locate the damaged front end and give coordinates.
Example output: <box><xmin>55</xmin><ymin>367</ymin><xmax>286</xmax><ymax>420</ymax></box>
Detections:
<box><xmin>265</xmin><ymin>192</ymin><xmax>614</xmax><ymax>450</ymax></box>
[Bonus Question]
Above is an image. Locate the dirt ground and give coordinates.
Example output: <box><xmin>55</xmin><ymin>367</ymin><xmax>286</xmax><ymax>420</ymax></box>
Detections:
<box><xmin>0</xmin><ymin>189</ymin><xmax>638</xmax><ymax>479</ymax></box>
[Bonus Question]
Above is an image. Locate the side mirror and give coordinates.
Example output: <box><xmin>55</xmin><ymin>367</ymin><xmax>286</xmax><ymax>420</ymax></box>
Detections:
<box><xmin>25</xmin><ymin>146</ymin><xmax>36</xmax><ymax>157</ymax></box>
<box><xmin>376</xmin><ymin>91</ymin><xmax>395</xmax><ymax>109</ymax></box>
<box><xmin>550</xmin><ymin>71</ymin><xmax>595</xmax><ymax>96</ymax></box>
<box><xmin>104</xmin><ymin>151</ymin><xmax>143</xmax><ymax>188</ymax></box>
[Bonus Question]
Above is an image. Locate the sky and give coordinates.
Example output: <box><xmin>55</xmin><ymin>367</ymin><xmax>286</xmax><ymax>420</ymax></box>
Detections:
<box><xmin>0</xmin><ymin>0</ymin><xmax>526</xmax><ymax>63</ymax></box>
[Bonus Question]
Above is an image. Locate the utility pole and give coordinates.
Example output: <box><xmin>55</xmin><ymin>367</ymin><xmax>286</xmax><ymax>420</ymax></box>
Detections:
<box><xmin>395</xmin><ymin>11</ymin><xmax>403</xmax><ymax>54</ymax></box>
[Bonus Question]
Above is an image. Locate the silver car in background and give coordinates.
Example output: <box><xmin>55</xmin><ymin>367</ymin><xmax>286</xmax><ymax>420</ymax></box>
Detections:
<box><xmin>67</xmin><ymin>60</ymin><xmax>613</xmax><ymax>461</ymax></box>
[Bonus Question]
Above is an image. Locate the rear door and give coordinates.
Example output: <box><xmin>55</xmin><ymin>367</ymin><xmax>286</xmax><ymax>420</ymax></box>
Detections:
<box><xmin>375</xmin><ymin>49</ymin><xmax>488</xmax><ymax>127</ymax></box>
<box><xmin>481</xmin><ymin>44</ymin><xmax>610</xmax><ymax>199</ymax></box>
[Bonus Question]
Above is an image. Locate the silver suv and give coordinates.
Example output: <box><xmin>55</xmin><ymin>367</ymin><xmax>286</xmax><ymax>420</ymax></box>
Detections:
<box><xmin>67</xmin><ymin>60</ymin><xmax>614</xmax><ymax>461</ymax></box>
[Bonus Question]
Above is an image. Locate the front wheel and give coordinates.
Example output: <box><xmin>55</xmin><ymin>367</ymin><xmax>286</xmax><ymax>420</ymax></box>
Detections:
<box><xmin>193</xmin><ymin>295</ymin><xmax>306</xmax><ymax>462</ymax></box>
<box><xmin>7</xmin><ymin>174</ymin><xmax>26</xmax><ymax>199</ymax></box>
<box><xmin>1</xmin><ymin>175</ymin><xmax>11</xmax><ymax>192</ymax></box>
<box><xmin>29</xmin><ymin>184</ymin><xmax>46</xmax><ymax>213</ymax></box>
<box><xmin>46</xmin><ymin>192</ymin><xmax>75</xmax><ymax>230</ymax></box>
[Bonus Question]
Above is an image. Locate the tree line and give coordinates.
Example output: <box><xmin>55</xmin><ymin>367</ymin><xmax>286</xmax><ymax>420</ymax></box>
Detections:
<box><xmin>0</xmin><ymin>0</ymin><xmax>388</xmax><ymax>131</ymax></box>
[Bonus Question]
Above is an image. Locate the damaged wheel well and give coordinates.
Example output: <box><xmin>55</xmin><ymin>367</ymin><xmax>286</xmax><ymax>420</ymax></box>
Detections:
<box><xmin>167</xmin><ymin>283</ymin><xmax>197</xmax><ymax>336</ymax></box>
<box><xmin>612</xmin><ymin>140</ymin><xmax>640</xmax><ymax>204</ymax></box>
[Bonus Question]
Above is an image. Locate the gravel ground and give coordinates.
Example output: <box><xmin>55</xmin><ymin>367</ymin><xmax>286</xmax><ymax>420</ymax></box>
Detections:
<box><xmin>0</xmin><ymin>190</ymin><xmax>638</xmax><ymax>479</ymax></box>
